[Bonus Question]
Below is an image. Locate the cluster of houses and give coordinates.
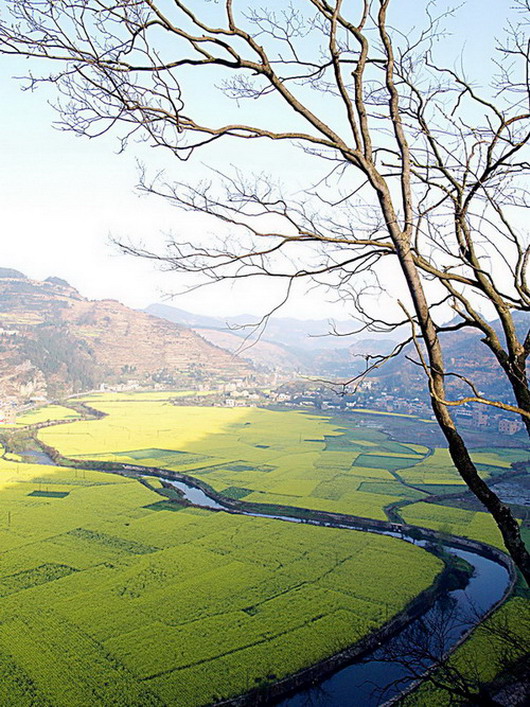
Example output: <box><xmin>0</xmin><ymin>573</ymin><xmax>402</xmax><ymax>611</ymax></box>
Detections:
<box><xmin>264</xmin><ymin>383</ymin><xmax>526</xmax><ymax>437</ymax></box>
<box><xmin>454</xmin><ymin>408</ymin><xmax>524</xmax><ymax>436</ymax></box>
<box><xmin>0</xmin><ymin>405</ymin><xmax>16</xmax><ymax>425</ymax></box>
<box><xmin>1</xmin><ymin>373</ymin><xmax>525</xmax><ymax>438</ymax></box>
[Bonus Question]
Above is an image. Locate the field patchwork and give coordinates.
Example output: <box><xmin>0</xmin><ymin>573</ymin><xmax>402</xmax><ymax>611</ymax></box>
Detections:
<box><xmin>40</xmin><ymin>403</ymin><xmax>432</xmax><ymax>520</ymax></box>
<box><xmin>0</xmin><ymin>448</ymin><xmax>442</xmax><ymax>705</ymax></box>
<box><xmin>38</xmin><ymin>399</ymin><xmax>528</xmax><ymax>547</ymax></box>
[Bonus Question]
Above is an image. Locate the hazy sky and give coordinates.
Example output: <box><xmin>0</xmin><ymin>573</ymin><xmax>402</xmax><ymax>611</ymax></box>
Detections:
<box><xmin>1</xmin><ymin>1</ymin><xmax>510</xmax><ymax>319</ymax></box>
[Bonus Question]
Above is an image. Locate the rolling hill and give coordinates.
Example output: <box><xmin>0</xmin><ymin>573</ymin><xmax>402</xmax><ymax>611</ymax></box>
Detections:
<box><xmin>145</xmin><ymin>302</ymin><xmax>399</xmax><ymax>374</ymax></box>
<box><xmin>0</xmin><ymin>270</ymin><xmax>252</xmax><ymax>402</ymax></box>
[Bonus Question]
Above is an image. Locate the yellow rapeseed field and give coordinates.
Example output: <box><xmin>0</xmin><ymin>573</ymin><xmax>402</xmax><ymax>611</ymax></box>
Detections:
<box><xmin>0</xmin><ymin>444</ymin><xmax>442</xmax><ymax>705</ymax></box>
<box><xmin>40</xmin><ymin>403</ymin><xmax>421</xmax><ymax>519</ymax></box>
<box><xmin>39</xmin><ymin>399</ymin><xmax>522</xmax><ymax>535</ymax></box>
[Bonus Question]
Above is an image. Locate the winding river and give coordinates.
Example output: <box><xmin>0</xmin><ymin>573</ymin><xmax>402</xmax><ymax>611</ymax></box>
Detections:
<box><xmin>279</xmin><ymin>550</ymin><xmax>509</xmax><ymax>706</ymax></box>
<box><xmin>24</xmin><ymin>446</ymin><xmax>515</xmax><ymax>705</ymax></box>
<box><xmin>151</xmin><ymin>475</ymin><xmax>513</xmax><ymax>706</ymax></box>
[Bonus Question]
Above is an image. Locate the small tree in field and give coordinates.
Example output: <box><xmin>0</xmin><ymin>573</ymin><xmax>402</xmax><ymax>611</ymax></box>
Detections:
<box><xmin>1</xmin><ymin>0</ymin><xmax>530</xmax><ymax>583</ymax></box>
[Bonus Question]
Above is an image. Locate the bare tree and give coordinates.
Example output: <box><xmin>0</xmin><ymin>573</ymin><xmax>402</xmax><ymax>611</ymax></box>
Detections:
<box><xmin>1</xmin><ymin>0</ymin><xmax>530</xmax><ymax>583</ymax></box>
<box><xmin>376</xmin><ymin>598</ymin><xmax>530</xmax><ymax>705</ymax></box>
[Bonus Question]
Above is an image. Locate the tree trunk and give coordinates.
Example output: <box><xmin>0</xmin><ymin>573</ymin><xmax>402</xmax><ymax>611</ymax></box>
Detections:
<box><xmin>504</xmin><ymin>363</ymin><xmax>530</xmax><ymax>438</ymax></box>
<box><xmin>394</xmin><ymin>237</ymin><xmax>530</xmax><ymax>586</ymax></box>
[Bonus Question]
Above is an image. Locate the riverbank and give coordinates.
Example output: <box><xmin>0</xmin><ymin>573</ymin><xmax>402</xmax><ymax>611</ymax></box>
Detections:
<box><xmin>0</xmin><ymin>404</ymin><xmax>520</xmax><ymax>705</ymax></box>
<box><xmin>28</xmin><ymin>435</ymin><xmax>517</xmax><ymax>706</ymax></box>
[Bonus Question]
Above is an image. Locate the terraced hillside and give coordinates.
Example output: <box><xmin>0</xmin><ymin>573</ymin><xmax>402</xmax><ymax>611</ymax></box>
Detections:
<box><xmin>0</xmin><ymin>270</ymin><xmax>252</xmax><ymax>401</ymax></box>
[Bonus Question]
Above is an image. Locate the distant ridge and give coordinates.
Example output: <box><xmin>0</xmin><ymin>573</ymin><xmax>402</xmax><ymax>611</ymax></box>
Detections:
<box><xmin>146</xmin><ymin>302</ymin><xmax>529</xmax><ymax>399</ymax></box>
<box><xmin>145</xmin><ymin>303</ymin><xmax>230</xmax><ymax>330</ymax></box>
<box><xmin>145</xmin><ymin>303</ymin><xmax>305</xmax><ymax>370</ymax></box>
<box><xmin>145</xmin><ymin>302</ymin><xmax>379</xmax><ymax>351</ymax></box>
<box><xmin>0</xmin><ymin>267</ymin><xmax>27</xmax><ymax>280</ymax></box>
<box><xmin>45</xmin><ymin>276</ymin><xmax>74</xmax><ymax>289</ymax></box>
<box><xmin>146</xmin><ymin>302</ymin><xmax>400</xmax><ymax>374</ymax></box>
<box><xmin>0</xmin><ymin>272</ymin><xmax>253</xmax><ymax>402</ymax></box>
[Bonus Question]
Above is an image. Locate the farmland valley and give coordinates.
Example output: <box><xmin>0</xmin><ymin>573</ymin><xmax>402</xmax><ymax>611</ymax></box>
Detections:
<box><xmin>0</xmin><ymin>389</ymin><xmax>528</xmax><ymax>705</ymax></box>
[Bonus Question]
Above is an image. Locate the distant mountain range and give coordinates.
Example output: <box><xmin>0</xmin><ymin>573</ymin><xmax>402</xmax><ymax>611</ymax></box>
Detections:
<box><xmin>146</xmin><ymin>302</ymin><xmax>528</xmax><ymax>402</ymax></box>
<box><xmin>371</xmin><ymin>313</ymin><xmax>530</xmax><ymax>403</ymax></box>
<box><xmin>0</xmin><ymin>270</ymin><xmax>252</xmax><ymax>401</ymax></box>
<box><xmin>1</xmin><ymin>267</ymin><xmax>525</xmax><ymax>404</ymax></box>
<box><xmin>145</xmin><ymin>303</ymin><xmax>400</xmax><ymax>374</ymax></box>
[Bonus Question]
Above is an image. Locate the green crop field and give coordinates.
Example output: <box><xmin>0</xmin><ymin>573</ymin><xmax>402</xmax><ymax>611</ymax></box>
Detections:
<box><xmin>402</xmin><ymin>597</ymin><xmax>530</xmax><ymax>706</ymax></box>
<box><xmin>0</xmin><ymin>447</ymin><xmax>442</xmax><ymax>706</ymax></box>
<box><xmin>38</xmin><ymin>397</ymin><xmax>528</xmax><ymax>546</ymax></box>
<box><xmin>9</xmin><ymin>404</ymin><xmax>82</xmax><ymax>427</ymax></box>
<box><xmin>40</xmin><ymin>402</ymin><xmax>432</xmax><ymax>520</ymax></box>
<box><xmin>3</xmin><ymin>393</ymin><xmax>529</xmax><ymax>704</ymax></box>
<box><xmin>79</xmin><ymin>390</ymin><xmax>217</xmax><ymax>403</ymax></box>
<box><xmin>400</xmin><ymin>501</ymin><xmax>506</xmax><ymax>549</ymax></box>
<box><xmin>398</xmin><ymin>447</ymin><xmax>525</xmax><ymax>490</ymax></box>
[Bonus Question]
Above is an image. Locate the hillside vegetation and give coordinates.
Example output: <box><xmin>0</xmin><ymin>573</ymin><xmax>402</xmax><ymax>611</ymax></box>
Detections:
<box><xmin>0</xmin><ymin>271</ymin><xmax>252</xmax><ymax>402</ymax></box>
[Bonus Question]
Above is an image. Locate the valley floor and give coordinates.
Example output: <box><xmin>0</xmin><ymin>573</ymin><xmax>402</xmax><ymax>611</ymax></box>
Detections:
<box><xmin>0</xmin><ymin>391</ymin><xmax>528</xmax><ymax>705</ymax></box>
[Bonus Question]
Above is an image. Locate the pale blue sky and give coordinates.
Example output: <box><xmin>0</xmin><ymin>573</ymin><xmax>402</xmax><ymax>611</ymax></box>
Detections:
<box><xmin>0</xmin><ymin>1</ymin><xmax>512</xmax><ymax>318</ymax></box>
